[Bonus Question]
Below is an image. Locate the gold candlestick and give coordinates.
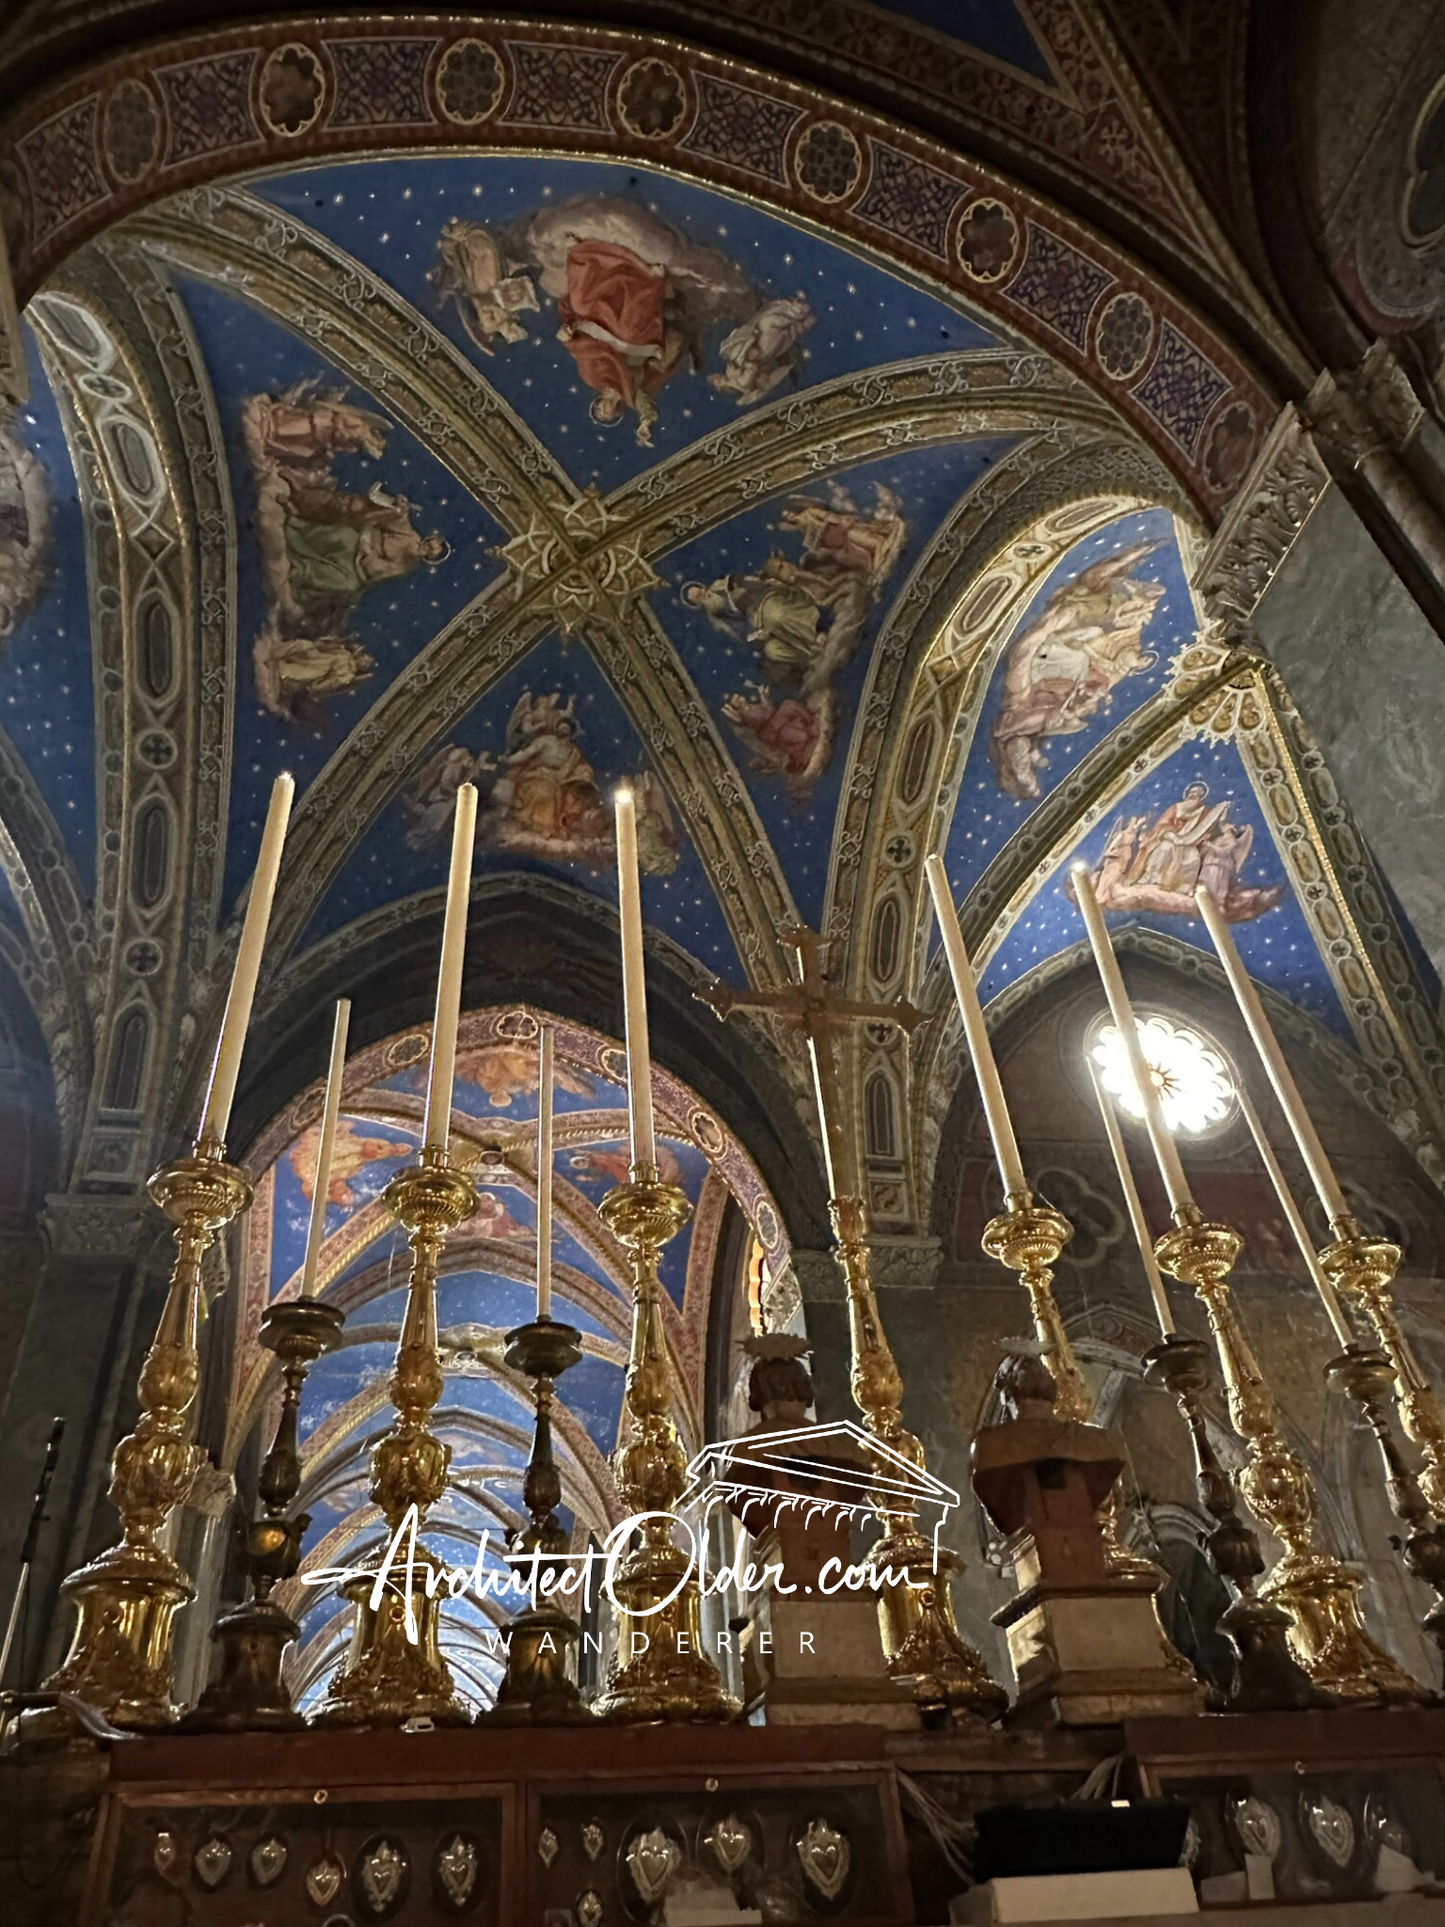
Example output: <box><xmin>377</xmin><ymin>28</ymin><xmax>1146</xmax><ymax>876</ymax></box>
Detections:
<box><xmin>1320</xmin><ymin>1219</ymin><xmax>1445</xmax><ymax>1518</ymax></box>
<box><xmin>486</xmin><ymin>1317</ymin><xmax>593</xmax><ymax>1724</ymax></box>
<box><xmin>44</xmin><ymin>1143</ymin><xmax>252</xmax><ymax>1727</ymax></box>
<box><xmin>1155</xmin><ymin>1205</ymin><xmax>1425</xmax><ymax>1703</ymax></box>
<box><xmin>833</xmin><ymin>1193</ymin><xmax>1009</xmax><ymax>1724</ymax></box>
<box><xmin>981</xmin><ymin>1198</ymin><xmax>1090</xmax><ymax>1422</ymax></box>
<box><xmin>702</xmin><ymin>926</ymin><xmax>1003</xmax><ymax>1724</ymax></box>
<box><xmin>592</xmin><ymin>1167</ymin><xmax>736</xmax><ymax>1722</ymax></box>
<box><xmin>312</xmin><ymin>1148</ymin><xmax>477</xmax><ymax>1727</ymax></box>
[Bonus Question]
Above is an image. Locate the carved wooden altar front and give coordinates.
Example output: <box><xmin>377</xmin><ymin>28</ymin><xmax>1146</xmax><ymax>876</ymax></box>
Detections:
<box><xmin>6</xmin><ymin>1710</ymin><xmax>1445</xmax><ymax>1926</ymax></box>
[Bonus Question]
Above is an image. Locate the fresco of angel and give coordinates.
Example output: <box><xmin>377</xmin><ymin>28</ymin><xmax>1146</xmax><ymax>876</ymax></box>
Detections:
<box><xmin>569</xmin><ymin>1141</ymin><xmax>682</xmax><ymax>1189</ymax></box>
<box><xmin>683</xmin><ymin>482</ymin><xmax>906</xmax><ymax>800</ymax></box>
<box><xmin>1069</xmin><ymin>782</ymin><xmax>1285</xmax><ymax>924</ymax></box>
<box><xmin>287</xmin><ymin>1114</ymin><xmax>416</xmax><ymax>1210</ymax></box>
<box><xmin>472</xmin><ymin>1189</ymin><xmax>529</xmax><ymax>1241</ymax></box>
<box><xmin>988</xmin><ymin>540</ymin><xmax>1167</xmax><ymax>802</ymax></box>
<box><xmin>488</xmin><ymin>691</ymin><xmax>614</xmax><ymax>848</ymax></box>
<box><xmin>455</xmin><ymin>1041</ymin><xmax>597</xmax><ymax>1108</ymax></box>
<box><xmin>242</xmin><ymin>382</ymin><xmax>450</xmax><ymax>730</ymax></box>
<box><xmin>402</xmin><ymin>688</ymin><xmax>679</xmax><ymax>875</ymax></box>
<box><xmin>709</xmin><ymin>295</ymin><xmax>815</xmax><ymax>406</ymax></box>
<box><xmin>0</xmin><ymin>429</ymin><xmax>51</xmax><ymax>647</ymax></box>
<box><xmin>431</xmin><ymin>195</ymin><xmax>813</xmax><ymax>437</ymax></box>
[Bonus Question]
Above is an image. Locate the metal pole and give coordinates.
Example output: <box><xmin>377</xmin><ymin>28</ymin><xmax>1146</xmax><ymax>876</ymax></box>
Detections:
<box><xmin>0</xmin><ymin>1417</ymin><xmax>64</xmax><ymax>1686</ymax></box>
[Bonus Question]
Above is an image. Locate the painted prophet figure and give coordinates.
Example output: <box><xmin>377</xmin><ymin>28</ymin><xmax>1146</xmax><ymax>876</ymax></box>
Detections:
<box><xmin>988</xmin><ymin>540</ymin><xmax>1167</xmax><ymax>801</ymax></box>
<box><xmin>0</xmin><ymin>429</ymin><xmax>51</xmax><ymax>647</ymax></box>
<box><xmin>242</xmin><ymin>382</ymin><xmax>449</xmax><ymax>729</ymax></box>
<box><xmin>1069</xmin><ymin>782</ymin><xmax>1285</xmax><ymax>924</ymax></box>
<box><xmin>404</xmin><ymin>689</ymin><xmax>679</xmax><ymax>875</ymax></box>
<box><xmin>683</xmin><ymin>482</ymin><xmax>906</xmax><ymax>800</ymax></box>
<box><xmin>431</xmin><ymin>194</ymin><xmax>815</xmax><ymax>441</ymax></box>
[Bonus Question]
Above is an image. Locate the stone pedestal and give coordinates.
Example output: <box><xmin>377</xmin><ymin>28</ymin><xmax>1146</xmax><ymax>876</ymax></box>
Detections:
<box><xmin>973</xmin><ymin>1405</ymin><xmax>1204</xmax><ymax>1727</ymax></box>
<box><xmin>697</xmin><ymin>1335</ymin><xmax>916</xmax><ymax>1727</ymax></box>
<box><xmin>738</xmin><ymin>1588</ymin><xmax>917</xmax><ymax>1727</ymax></box>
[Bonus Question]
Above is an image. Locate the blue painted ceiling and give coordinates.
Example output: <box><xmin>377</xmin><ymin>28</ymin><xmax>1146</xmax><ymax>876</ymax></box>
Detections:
<box><xmin>2</xmin><ymin>150</ymin><xmax>1425</xmax><ymax>1140</ymax></box>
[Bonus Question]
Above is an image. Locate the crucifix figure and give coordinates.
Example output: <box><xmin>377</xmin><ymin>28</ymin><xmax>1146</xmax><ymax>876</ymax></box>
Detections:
<box><xmin>700</xmin><ymin>923</ymin><xmax>1006</xmax><ymax>1724</ymax></box>
<box><xmin>700</xmin><ymin>922</ymin><xmax>919</xmax><ymax>1206</ymax></box>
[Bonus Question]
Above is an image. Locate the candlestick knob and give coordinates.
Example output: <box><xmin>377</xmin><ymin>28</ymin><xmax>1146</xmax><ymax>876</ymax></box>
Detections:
<box><xmin>1321</xmin><ymin>1222</ymin><xmax>1445</xmax><ymax>1519</ymax></box>
<box><xmin>1143</xmin><ymin>1334</ymin><xmax>1332</xmax><ymax>1711</ymax></box>
<box><xmin>485</xmin><ymin>1317</ymin><xmax>593</xmax><ymax>1725</ymax></box>
<box><xmin>312</xmin><ymin>1148</ymin><xmax>477</xmax><ymax>1728</ymax></box>
<box><xmin>830</xmin><ymin>1194</ymin><xmax>1007</xmax><ymax>1726</ymax></box>
<box><xmin>1327</xmin><ymin>1344</ymin><xmax>1445</xmax><ymax>1681</ymax></box>
<box><xmin>592</xmin><ymin>1175</ymin><xmax>737</xmax><ymax>1723</ymax></box>
<box><xmin>982</xmin><ymin>1199</ymin><xmax>1090</xmax><ymax>1424</ymax></box>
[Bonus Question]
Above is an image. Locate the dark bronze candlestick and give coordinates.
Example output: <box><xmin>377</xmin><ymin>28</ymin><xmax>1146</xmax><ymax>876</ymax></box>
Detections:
<box><xmin>485</xmin><ymin>1316</ymin><xmax>593</xmax><ymax>1724</ymax></box>
<box><xmin>1329</xmin><ymin>1343</ymin><xmax>1445</xmax><ymax>1678</ymax></box>
<box><xmin>183</xmin><ymin>1296</ymin><xmax>344</xmax><ymax>1730</ymax></box>
<box><xmin>1145</xmin><ymin>1333</ymin><xmax>1333</xmax><ymax>1711</ymax></box>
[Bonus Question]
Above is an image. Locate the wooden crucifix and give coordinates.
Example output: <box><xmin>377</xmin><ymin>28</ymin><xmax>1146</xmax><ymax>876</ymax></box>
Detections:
<box><xmin>699</xmin><ymin>923</ymin><xmax>922</xmax><ymax>1205</ymax></box>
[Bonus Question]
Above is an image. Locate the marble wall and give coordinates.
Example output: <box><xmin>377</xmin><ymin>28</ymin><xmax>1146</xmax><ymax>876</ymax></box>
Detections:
<box><xmin>1258</xmin><ymin>485</ymin><xmax>1445</xmax><ymax>1001</ymax></box>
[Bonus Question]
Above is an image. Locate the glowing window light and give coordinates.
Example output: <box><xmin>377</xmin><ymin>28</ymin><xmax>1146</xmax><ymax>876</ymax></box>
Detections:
<box><xmin>1091</xmin><ymin>1015</ymin><xmax>1236</xmax><ymax>1137</ymax></box>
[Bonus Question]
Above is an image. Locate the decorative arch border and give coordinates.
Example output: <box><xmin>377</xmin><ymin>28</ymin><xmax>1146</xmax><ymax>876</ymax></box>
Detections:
<box><xmin>0</xmin><ymin>16</ymin><xmax>1274</xmax><ymax>513</ymax></box>
<box><xmin>831</xmin><ymin>470</ymin><xmax>1193</xmax><ymax>1227</ymax></box>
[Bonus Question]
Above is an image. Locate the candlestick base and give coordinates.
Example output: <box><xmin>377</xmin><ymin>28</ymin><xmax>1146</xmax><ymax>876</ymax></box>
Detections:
<box><xmin>983</xmin><ymin>1200</ymin><xmax>1090</xmax><ymax>1423</ymax></box>
<box><xmin>42</xmin><ymin>1147</ymin><xmax>252</xmax><ymax>1729</ymax></box>
<box><xmin>1156</xmin><ymin>1214</ymin><xmax>1426</xmax><ymax>1706</ymax></box>
<box><xmin>1328</xmin><ymin>1344</ymin><xmax>1445</xmax><ymax>1683</ymax></box>
<box><xmin>869</xmin><ymin>1526</ymin><xmax>1008</xmax><ymax>1725</ymax></box>
<box><xmin>1098</xmin><ymin>1488</ymin><xmax>1165</xmax><ymax>1584</ymax></box>
<box><xmin>592</xmin><ymin>1175</ymin><xmax>738</xmax><ymax>1724</ymax></box>
<box><xmin>180</xmin><ymin>1598</ymin><xmax>306</xmax><ymax>1731</ymax></box>
<box><xmin>312</xmin><ymin>1557</ymin><xmax>474</xmax><ymax>1728</ymax></box>
<box><xmin>484</xmin><ymin>1318</ymin><xmax>594</xmax><ymax>1726</ymax></box>
<box><xmin>1144</xmin><ymin>1335</ymin><xmax>1333</xmax><ymax>1712</ymax></box>
<box><xmin>182</xmin><ymin>1296</ymin><xmax>345</xmax><ymax>1733</ymax></box>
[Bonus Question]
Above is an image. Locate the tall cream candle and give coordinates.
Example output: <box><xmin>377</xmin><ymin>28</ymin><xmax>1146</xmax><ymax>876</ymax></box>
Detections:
<box><xmin>1238</xmin><ymin>1086</ymin><xmax>1354</xmax><ymax>1348</ymax></box>
<box><xmin>1194</xmin><ymin>886</ymin><xmax>1350</xmax><ymax>1227</ymax></box>
<box><xmin>1088</xmin><ymin>1061</ymin><xmax>1174</xmax><ymax>1335</ymax></box>
<box><xmin>1073</xmin><ymin>862</ymin><xmax>1195</xmax><ymax>1214</ymax></box>
<box><xmin>199</xmin><ymin>770</ymin><xmax>295</xmax><ymax>1147</ymax></box>
<box><xmin>537</xmin><ymin>1025</ymin><xmax>554</xmax><ymax>1319</ymax></box>
<box><xmin>805</xmin><ymin>1035</ymin><xmax>845</xmax><ymax>1201</ymax></box>
<box><xmin>614</xmin><ymin>787</ymin><xmax>657</xmax><ymax>1172</ymax></box>
<box><xmin>422</xmin><ymin>782</ymin><xmax>478</xmax><ymax>1151</ymax></box>
<box><xmin>926</xmin><ymin>854</ymin><xmax>1028</xmax><ymax>1203</ymax></box>
<box><xmin>300</xmin><ymin>999</ymin><xmax>351</xmax><ymax>1298</ymax></box>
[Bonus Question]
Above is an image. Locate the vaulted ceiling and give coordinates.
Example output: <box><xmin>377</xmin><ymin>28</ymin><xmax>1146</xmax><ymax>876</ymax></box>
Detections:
<box><xmin>0</xmin><ymin>128</ymin><xmax>1438</xmax><ymax>1210</ymax></box>
<box><xmin>1</xmin><ymin>5</ymin><xmax>1442</xmax><ymax>1714</ymax></box>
